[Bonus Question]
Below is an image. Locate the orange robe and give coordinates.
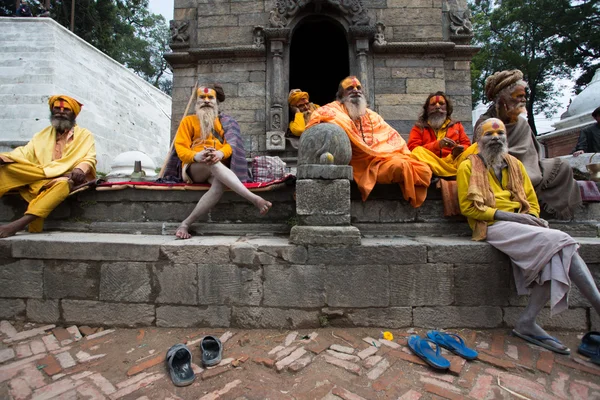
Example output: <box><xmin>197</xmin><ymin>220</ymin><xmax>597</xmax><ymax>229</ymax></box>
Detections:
<box><xmin>307</xmin><ymin>101</ymin><xmax>432</xmax><ymax>207</ymax></box>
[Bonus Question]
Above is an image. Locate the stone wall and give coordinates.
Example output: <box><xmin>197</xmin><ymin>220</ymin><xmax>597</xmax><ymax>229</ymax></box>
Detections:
<box><xmin>0</xmin><ymin>17</ymin><xmax>172</xmax><ymax>173</ymax></box>
<box><xmin>1</xmin><ymin>233</ymin><xmax>598</xmax><ymax>330</ymax></box>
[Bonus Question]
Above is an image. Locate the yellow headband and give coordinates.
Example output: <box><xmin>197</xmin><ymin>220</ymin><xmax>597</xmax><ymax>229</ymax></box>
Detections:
<box><xmin>48</xmin><ymin>95</ymin><xmax>83</xmax><ymax>116</ymax></box>
<box><xmin>197</xmin><ymin>87</ymin><xmax>217</xmax><ymax>98</ymax></box>
<box><xmin>341</xmin><ymin>76</ymin><xmax>361</xmax><ymax>90</ymax></box>
<box><xmin>288</xmin><ymin>90</ymin><xmax>309</xmax><ymax>106</ymax></box>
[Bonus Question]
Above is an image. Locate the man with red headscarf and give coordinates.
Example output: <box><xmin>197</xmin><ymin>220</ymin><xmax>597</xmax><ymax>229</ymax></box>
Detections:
<box><xmin>0</xmin><ymin>95</ymin><xmax>97</xmax><ymax>237</ymax></box>
<box><xmin>306</xmin><ymin>76</ymin><xmax>432</xmax><ymax>207</ymax></box>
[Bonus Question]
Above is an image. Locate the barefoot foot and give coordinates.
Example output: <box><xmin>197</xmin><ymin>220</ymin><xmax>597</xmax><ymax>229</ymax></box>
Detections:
<box><xmin>0</xmin><ymin>221</ymin><xmax>24</xmax><ymax>238</ymax></box>
<box><xmin>256</xmin><ymin>199</ymin><xmax>272</xmax><ymax>215</ymax></box>
<box><xmin>175</xmin><ymin>224</ymin><xmax>192</xmax><ymax>239</ymax></box>
<box><xmin>513</xmin><ymin>322</ymin><xmax>569</xmax><ymax>353</ymax></box>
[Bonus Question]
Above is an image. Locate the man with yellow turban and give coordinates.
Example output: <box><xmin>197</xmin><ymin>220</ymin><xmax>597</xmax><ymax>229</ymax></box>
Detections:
<box><xmin>475</xmin><ymin>69</ymin><xmax>581</xmax><ymax>219</ymax></box>
<box><xmin>287</xmin><ymin>89</ymin><xmax>319</xmax><ymax>136</ymax></box>
<box><xmin>163</xmin><ymin>84</ymin><xmax>272</xmax><ymax>239</ymax></box>
<box><xmin>408</xmin><ymin>91</ymin><xmax>476</xmax><ymax>177</ymax></box>
<box><xmin>306</xmin><ymin>76</ymin><xmax>432</xmax><ymax>207</ymax></box>
<box><xmin>0</xmin><ymin>95</ymin><xmax>96</xmax><ymax>238</ymax></box>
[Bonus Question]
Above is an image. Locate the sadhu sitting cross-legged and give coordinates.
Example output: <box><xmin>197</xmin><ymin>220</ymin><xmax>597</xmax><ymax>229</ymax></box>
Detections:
<box><xmin>170</xmin><ymin>84</ymin><xmax>272</xmax><ymax>239</ymax></box>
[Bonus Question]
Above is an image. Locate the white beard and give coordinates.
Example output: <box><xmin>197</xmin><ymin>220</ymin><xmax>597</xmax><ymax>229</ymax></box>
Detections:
<box><xmin>195</xmin><ymin>102</ymin><xmax>219</xmax><ymax>141</ymax></box>
<box><xmin>428</xmin><ymin>112</ymin><xmax>447</xmax><ymax>130</ymax></box>
<box><xmin>343</xmin><ymin>95</ymin><xmax>367</xmax><ymax>120</ymax></box>
<box><xmin>480</xmin><ymin>142</ymin><xmax>508</xmax><ymax>169</ymax></box>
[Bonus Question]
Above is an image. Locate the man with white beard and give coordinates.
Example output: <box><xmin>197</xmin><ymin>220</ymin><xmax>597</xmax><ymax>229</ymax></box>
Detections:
<box><xmin>408</xmin><ymin>92</ymin><xmax>474</xmax><ymax>177</ymax></box>
<box><xmin>0</xmin><ymin>95</ymin><xmax>96</xmax><ymax>237</ymax></box>
<box><xmin>172</xmin><ymin>84</ymin><xmax>271</xmax><ymax>239</ymax></box>
<box><xmin>306</xmin><ymin>76</ymin><xmax>432</xmax><ymax>207</ymax></box>
<box><xmin>457</xmin><ymin>118</ymin><xmax>600</xmax><ymax>355</ymax></box>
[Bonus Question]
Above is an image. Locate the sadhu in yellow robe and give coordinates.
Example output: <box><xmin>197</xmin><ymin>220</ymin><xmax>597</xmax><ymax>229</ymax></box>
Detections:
<box><xmin>306</xmin><ymin>101</ymin><xmax>432</xmax><ymax>207</ymax></box>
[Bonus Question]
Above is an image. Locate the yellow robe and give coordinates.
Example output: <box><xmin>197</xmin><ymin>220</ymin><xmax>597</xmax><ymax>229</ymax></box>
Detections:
<box><xmin>410</xmin><ymin>143</ymin><xmax>479</xmax><ymax>177</ymax></box>
<box><xmin>0</xmin><ymin>125</ymin><xmax>96</xmax><ymax>232</ymax></box>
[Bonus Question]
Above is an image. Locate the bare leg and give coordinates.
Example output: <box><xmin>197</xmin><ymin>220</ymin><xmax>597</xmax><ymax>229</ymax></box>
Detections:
<box><xmin>514</xmin><ymin>282</ymin><xmax>569</xmax><ymax>352</ymax></box>
<box><xmin>208</xmin><ymin>162</ymin><xmax>272</xmax><ymax>214</ymax></box>
<box><xmin>176</xmin><ymin>178</ymin><xmax>225</xmax><ymax>239</ymax></box>
<box><xmin>569</xmin><ymin>252</ymin><xmax>600</xmax><ymax>316</ymax></box>
<box><xmin>0</xmin><ymin>214</ymin><xmax>38</xmax><ymax>238</ymax></box>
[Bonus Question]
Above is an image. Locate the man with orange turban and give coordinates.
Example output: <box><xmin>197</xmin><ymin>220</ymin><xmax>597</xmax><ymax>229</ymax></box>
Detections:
<box><xmin>306</xmin><ymin>76</ymin><xmax>432</xmax><ymax>207</ymax></box>
<box><xmin>287</xmin><ymin>89</ymin><xmax>319</xmax><ymax>136</ymax></box>
<box><xmin>0</xmin><ymin>95</ymin><xmax>96</xmax><ymax>238</ymax></box>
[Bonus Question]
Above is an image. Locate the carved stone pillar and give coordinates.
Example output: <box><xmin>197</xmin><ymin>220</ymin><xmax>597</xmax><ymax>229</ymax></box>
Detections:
<box><xmin>355</xmin><ymin>38</ymin><xmax>370</xmax><ymax>101</ymax></box>
<box><xmin>266</xmin><ymin>39</ymin><xmax>286</xmax><ymax>151</ymax></box>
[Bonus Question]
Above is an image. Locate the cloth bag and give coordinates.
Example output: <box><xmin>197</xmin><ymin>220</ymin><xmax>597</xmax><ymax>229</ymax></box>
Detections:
<box><xmin>252</xmin><ymin>156</ymin><xmax>286</xmax><ymax>182</ymax></box>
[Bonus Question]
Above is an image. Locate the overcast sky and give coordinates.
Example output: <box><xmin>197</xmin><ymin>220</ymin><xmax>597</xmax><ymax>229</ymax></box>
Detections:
<box><xmin>148</xmin><ymin>0</ymin><xmax>173</xmax><ymax>22</ymax></box>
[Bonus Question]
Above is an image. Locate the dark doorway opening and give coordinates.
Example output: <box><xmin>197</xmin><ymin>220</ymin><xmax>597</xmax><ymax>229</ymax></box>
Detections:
<box><xmin>289</xmin><ymin>18</ymin><xmax>350</xmax><ymax>108</ymax></box>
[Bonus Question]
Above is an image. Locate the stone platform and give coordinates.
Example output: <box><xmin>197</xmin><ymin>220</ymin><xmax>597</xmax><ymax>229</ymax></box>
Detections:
<box><xmin>1</xmin><ymin>232</ymin><xmax>598</xmax><ymax>330</ymax></box>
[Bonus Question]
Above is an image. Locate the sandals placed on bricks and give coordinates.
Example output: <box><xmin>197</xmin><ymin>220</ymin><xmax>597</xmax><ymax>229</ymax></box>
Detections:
<box><xmin>426</xmin><ymin>330</ymin><xmax>478</xmax><ymax>360</ymax></box>
<box><xmin>578</xmin><ymin>331</ymin><xmax>600</xmax><ymax>363</ymax></box>
<box><xmin>200</xmin><ymin>335</ymin><xmax>223</xmax><ymax>367</ymax></box>
<box><xmin>166</xmin><ymin>344</ymin><xmax>195</xmax><ymax>387</ymax></box>
<box><xmin>408</xmin><ymin>335</ymin><xmax>451</xmax><ymax>370</ymax></box>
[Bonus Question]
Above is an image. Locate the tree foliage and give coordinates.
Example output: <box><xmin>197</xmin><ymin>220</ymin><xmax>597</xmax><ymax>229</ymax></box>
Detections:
<box><xmin>1</xmin><ymin>0</ymin><xmax>172</xmax><ymax>95</ymax></box>
<box><xmin>470</xmin><ymin>0</ymin><xmax>599</xmax><ymax>134</ymax></box>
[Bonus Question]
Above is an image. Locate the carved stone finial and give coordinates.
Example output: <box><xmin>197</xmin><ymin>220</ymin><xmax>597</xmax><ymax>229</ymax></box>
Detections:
<box><xmin>449</xmin><ymin>8</ymin><xmax>473</xmax><ymax>35</ymax></box>
<box><xmin>169</xmin><ymin>20</ymin><xmax>190</xmax><ymax>44</ymax></box>
<box><xmin>374</xmin><ymin>22</ymin><xmax>386</xmax><ymax>45</ymax></box>
<box><xmin>298</xmin><ymin>123</ymin><xmax>352</xmax><ymax>166</ymax></box>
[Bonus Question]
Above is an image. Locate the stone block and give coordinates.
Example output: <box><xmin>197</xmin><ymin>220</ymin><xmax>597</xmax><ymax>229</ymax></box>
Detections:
<box><xmin>290</xmin><ymin>226</ymin><xmax>361</xmax><ymax>246</ymax></box>
<box><xmin>231</xmin><ymin>1</ymin><xmax>262</xmax><ymax>13</ymax></box>
<box><xmin>0</xmin><ymin>240</ymin><xmax>10</xmax><ymax>259</ymax></box>
<box><xmin>143</xmin><ymin>202</ymin><xmax>199</xmax><ymax>222</ymax></box>
<box><xmin>62</xmin><ymin>300</ymin><xmax>155</xmax><ymax>327</ymax></box>
<box><xmin>239</xmin><ymin>82</ymin><xmax>266</xmax><ymax>97</ymax></box>
<box><xmin>230</xmin><ymin>242</ymin><xmax>260</xmax><ymax>266</ymax></box>
<box><xmin>578</xmin><ymin>238</ymin><xmax>600</xmax><ymax>263</ymax></box>
<box><xmin>390</xmin><ymin>264</ymin><xmax>453</xmax><ymax>306</ymax></box>
<box><xmin>173</xmin><ymin>7</ymin><xmax>196</xmax><ymax>20</ymax></box>
<box><xmin>238</xmin><ymin>12</ymin><xmax>269</xmax><ymax>26</ymax></box>
<box><xmin>249</xmin><ymin>71</ymin><xmax>266</xmax><ymax>82</ymax></box>
<box><xmin>376</xmin><ymin>94</ymin><xmax>426</xmax><ymax>106</ymax></box>
<box><xmin>413</xmin><ymin>306</ymin><xmax>503</xmax><ymax>328</ymax></box>
<box><xmin>156</xmin><ymin>305</ymin><xmax>231</xmax><ymax>327</ymax></box>
<box><xmin>263</xmin><ymin>265</ymin><xmax>325</xmax><ymax>307</ymax></box>
<box><xmin>232</xmin><ymin>307</ymin><xmax>320</xmax><ymax>328</ymax></box>
<box><xmin>382</xmin><ymin>8</ymin><xmax>442</xmax><ymax>26</ymax></box>
<box><xmin>406</xmin><ymin>78</ymin><xmax>445</xmax><ymax>94</ymax></box>
<box><xmin>174</xmin><ymin>0</ymin><xmax>195</xmax><ymax>8</ymax></box>
<box><xmin>296</xmin><ymin>165</ymin><xmax>353</xmax><ymax>180</ymax></box>
<box><xmin>309</xmin><ymin>238</ymin><xmax>426</xmax><ymax>264</ymax></box>
<box><xmin>391</xmin><ymin>67</ymin><xmax>441</xmax><ymax>79</ymax></box>
<box><xmin>326</xmin><ymin>265</ymin><xmax>389</xmax><ymax>307</ymax></box>
<box><xmin>26</xmin><ymin>299</ymin><xmax>60</xmax><ymax>323</ymax></box>
<box><xmin>0</xmin><ymin>259</ymin><xmax>43</xmax><ymax>298</ymax></box>
<box><xmin>100</xmin><ymin>263</ymin><xmax>152</xmax><ymax>303</ymax></box>
<box><xmin>592</xmin><ymin>311</ymin><xmax>599</xmax><ymax>331</ymax></box>
<box><xmin>196</xmin><ymin>15</ymin><xmax>238</xmax><ymax>28</ymax></box>
<box><xmin>44</xmin><ymin>261</ymin><xmax>99</xmax><ymax>299</ymax></box>
<box><xmin>299</xmin><ymin>215</ymin><xmax>351</xmax><ymax>226</ymax></box>
<box><xmin>374</xmin><ymin>67</ymin><xmax>391</xmax><ymax>79</ymax></box>
<box><xmin>502</xmin><ymin>307</ymin><xmax>587</xmax><ymax>330</ymax></box>
<box><xmin>374</xmin><ymin>78</ymin><xmax>406</xmax><ymax>94</ymax></box>
<box><xmin>352</xmin><ymin>200</ymin><xmax>417</xmax><ymax>223</ymax></box>
<box><xmin>454</xmin><ymin>263</ymin><xmax>512</xmax><ymax>306</ymax></box>
<box><xmin>78</xmin><ymin>203</ymin><xmax>146</xmax><ymax>222</ymax></box>
<box><xmin>444</xmin><ymin>69</ymin><xmax>471</xmax><ymax>82</ymax></box>
<box><xmin>445</xmin><ymin>81</ymin><xmax>471</xmax><ymax>96</ymax></box>
<box><xmin>378</xmin><ymin>104</ymin><xmax>422</xmax><ymax>120</ymax></box>
<box><xmin>386</xmin><ymin>57</ymin><xmax>444</xmax><ymax>68</ymax></box>
<box><xmin>160</xmin><ymin>237</ymin><xmax>237</xmax><ymax>264</ymax></box>
<box><xmin>196</xmin><ymin>3</ymin><xmax>231</xmax><ymax>16</ymax></box>
<box><xmin>418</xmin><ymin>237</ymin><xmax>507</xmax><ymax>264</ymax></box>
<box><xmin>0</xmin><ymin>299</ymin><xmax>25</xmax><ymax>319</ymax></box>
<box><xmin>198</xmin><ymin>264</ymin><xmax>262</xmax><ymax>306</ymax></box>
<box><xmin>153</xmin><ymin>264</ymin><xmax>198</xmax><ymax>305</ymax></box>
<box><xmin>387</xmin><ymin>0</ymin><xmax>430</xmax><ymax>7</ymax></box>
<box><xmin>345</xmin><ymin>307</ymin><xmax>412</xmax><ymax>328</ymax></box>
<box><xmin>247</xmin><ymin>238</ymin><xmax>308</xmax><ymax>264</ymax></box>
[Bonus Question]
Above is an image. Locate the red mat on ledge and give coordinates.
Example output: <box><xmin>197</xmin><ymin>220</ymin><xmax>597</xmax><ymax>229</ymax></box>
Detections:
<box><xmin>96</xmin><ymin>174</ymin><xmax>295</xmax><ymax>192</ymax></box>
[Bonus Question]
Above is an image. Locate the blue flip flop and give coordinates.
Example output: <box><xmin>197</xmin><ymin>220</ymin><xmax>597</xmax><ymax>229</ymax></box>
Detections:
<box><xmin>426</xmin><ymin>330</ymin><xmax>478</xmax><ymax>360</ymax></box>
<box><xmin>512</xmin><ymin>330</ymin><xmax>570</xmax><ymax>355</ymax></box>
<box><xmin>408</xmin><ymin>335</ymin><xmax>451</xmax><ymax>370</ymax></box>
<box><xmin>578</xmin><ymin>331</ymin><xmax>600</xmax><ymax>359</ymax></box>
<box><xmin>166</xmin><ymin>344</ymin><xmax>195</xmax><ymax>387</ymax></box>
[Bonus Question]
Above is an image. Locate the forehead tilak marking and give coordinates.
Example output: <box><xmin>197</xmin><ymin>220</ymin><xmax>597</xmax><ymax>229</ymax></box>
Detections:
<box><xmin>491</xmin><ymin>121</ymin><xmax>500</xmax><ymax>129</ymax></box>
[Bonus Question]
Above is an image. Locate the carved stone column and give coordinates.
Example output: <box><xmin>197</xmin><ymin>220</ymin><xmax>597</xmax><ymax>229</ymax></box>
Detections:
<box><xmin>266</xmin><ymin>39</ymin><xmax>286</xmax><ymax>151</ymax></box>
<box><xmin>355</xmin><ymin>38</ymin><xmax>370</xmax><ymax>100</ymax></box>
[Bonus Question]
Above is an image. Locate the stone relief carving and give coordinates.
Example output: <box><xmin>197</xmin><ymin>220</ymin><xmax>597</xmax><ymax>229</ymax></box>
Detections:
<box><xmin>272</xmin><ymin>113</ymin><xmax>281</xmax><ymax>130</ymax></box>
<box><xmin>269</xmin><ymin>0</ymin><xmax>370</xmax><ymax>28</ymax></box>
<box><xmin>267</xmin><ymin>131</ymin><xmax>285</xmax><ymax>150</ymax></box>
<box><xmin>374</xmin><ymin>22</ymin><xmax>386</xmax><ymax>45</ymax></box>
<box><xmin>449</xmin><ymin>8</ymin><xmax>473</xmax><ymax>35</ymax></box>
<box><xmin>169</xmin><ymin>20</ymin><xmax>190</xmax><ymax>44</ymax></box>
<box><xmin>253</xmin><ymin>26</ymin><xmax>265</xmax><ymax>48</ymax></box>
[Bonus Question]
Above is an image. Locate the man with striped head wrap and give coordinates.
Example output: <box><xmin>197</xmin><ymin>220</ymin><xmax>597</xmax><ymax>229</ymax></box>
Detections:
<box><xmin>475</xmin><ymin>69</ymin><xmax>581</xmax><ymax>219</ymax></box>
<box><xmin>288</xmin><ymin>89</ymin><xmax>320</xmax><ymax>136</ymax></box>
<box><xmin>170</xmin><ymin>84</ymin><xmax>272</xmax><ymax>239</ymax></box>
<box><xmin>0</xmin><ymin>95</ymin><xmax>97</xmax><ymax>237</ymax></box>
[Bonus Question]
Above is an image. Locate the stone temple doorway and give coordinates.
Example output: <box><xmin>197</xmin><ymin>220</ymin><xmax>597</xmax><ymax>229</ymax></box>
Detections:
<box><xmin>289</xmin><ymin>17</ymin><xmax>350</xmax><ymax>108</ymax></box>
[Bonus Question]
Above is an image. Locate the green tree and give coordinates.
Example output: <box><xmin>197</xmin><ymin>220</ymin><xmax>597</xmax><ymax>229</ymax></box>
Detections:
<box><xmin>470</xmin><ymin>0</ymin><xmax>599</xmax><ymax>134</ymax></box>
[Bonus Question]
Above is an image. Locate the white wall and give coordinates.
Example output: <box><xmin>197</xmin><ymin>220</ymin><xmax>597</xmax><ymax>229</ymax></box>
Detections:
<box><xmin>0</xmin><ymin>17</ymin><xmax>172</xmax><ymax>173</ymax></box>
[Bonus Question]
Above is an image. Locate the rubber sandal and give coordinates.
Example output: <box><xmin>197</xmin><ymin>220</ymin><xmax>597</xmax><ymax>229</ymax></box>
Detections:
<box><xmin>166</xmin><ymin>344</ymin><xmax>195</xmax><ymax>387</ymax></box>
<box><xmin>512</xmin><ymin>330</ymin><xmax>570</xmax><ymax>355</ymax></box>
<box><xmin>200</xmin><ymin>335</ymin><xmax>223</xmax><ymax>367</ymax></box>
<box><xmin>426</xmin><ymin>330</ymin><xmax>478</xmax><ymax>360</ymax></box>
<box><xmin>408</xmin><ymin>335</ymin><xmax>450</xmax><ymax>370</ymax></box>
<box><xmin>578</xmin><ymin>331</ymin><xmax>600</xmax><ymax>358</ymax></box>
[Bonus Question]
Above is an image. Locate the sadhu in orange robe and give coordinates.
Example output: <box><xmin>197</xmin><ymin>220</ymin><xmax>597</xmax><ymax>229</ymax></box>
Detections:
<box><xmin>306</xmin><ymin>101</ymin><xmax>432</xmax><ymax>207</ymax></box>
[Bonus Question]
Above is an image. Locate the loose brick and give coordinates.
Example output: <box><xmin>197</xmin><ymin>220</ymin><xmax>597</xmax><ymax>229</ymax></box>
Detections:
<box><xmin>364</xmin><ymin>355</ymin><xmax>383</xmax><ymax>369</ymax></box>
<box><xmin>108</xmin><ymin>373</ymin><xmax>164</xmax><ymax>399</ymax></box>
<box><xmin>448</xmin><ymin>356</ymin><xmax>465</xmax><ymax>376</ymax></box>
<box><xmin>387</xmin><ymin>349</ymin><xmax>428</xmax><ymax>367</ymax></box>
<box><xmin>288</xmin><ymin>355</ymin><xmax>312</xmax><ymax>372</ymax></box>
<box><xmin>569</xmin><ymin>382</ymin><xmax>589</xmax><ymax>400</ymax></box>
<box><xmin>331</xmin><ymin>385</ymin><xmax>367</xmax><ymax>400</ymax></box>
<box><xmin>333</xmin><ymin>330</ymin><xmax>362</xmax><ymax>347</ymax></box>
<box><xmin>201</xmin><ymin>365</ymin><xmax>230</xmax><ymax>380</ymax></box>
<box><xmin>78</xmin><ymin>326</ymin><xmax>96</xmax><ymax>337</ymax></box>
<box><xmin>372</xmin><ymin>368</ymin><xmax>402</xmax><ymax>392</ymax></box>
<box><xmin>423</xmin><ymin>382</ymin><xmax>463</xmax><ymax>400</ymax></box>
<box><xmin>0</xmin><ymin>354</ymin><xmax>46</xmax><ymax>383</ymax></box>
<box><xmin>116</xmin><ymin>372</ymin><xmax>152</xmax><ymax>389</ymax></box>
<box><xmin>126</xmin><ymin>354</ymin><xmax>165</xmax><ymax>376</ymax></box>
<box><xmin>77</xmin><ymin>383</ymin><xmax>106</xmax><ymax>400</ymax></box>
<box><xmin>30</xmin><ymin>340</ymin><xmax>46</xmax><ymax>355</ymax></box>
<box><xmin>379</xmin><ymin>338</ymin><xmax>401</xmax><ymax>349</ymax></box>
<box><xmin>198</xmin><ymin>379</ymin><xmax>242</xmax><ymax>400</ymax></box>
<box><xmin>41</xmin><ymin>335</ymin><xmax>60</xmax><ymax>351</ymax></box>
<box><xmin>555</xmin><ymin>358</ymin><xmax>600</xmax><ymax>377</ymax></box>
<box><xmin>485</xmin><ymin>368</ymin><xmax>558</xmax><ymax>400</ymax></box>
<box><xmin>253</xmin><ymin>357</ymin><xmax>275</xmax><ymax>368</ymax></box>
<box><xmin>505</xmin><ymin>344</ymin><xmax>518</xmax><ymax>360</ymax></box>
<box><xmin>477</xmin><ymin>352</ymin><xmax>517</xmax><ymax>370</ymax></box>
<box><xmin>275</xmin><ymin>346</ymin><xmax>298</xmax><ymax>360</ymax></box>
<box><xmin>551</xmin><ymin>372</ymin><xmax>569</xmax><ymax>399</ymax></box>
<box><xmin>66</xmin><ymin>325</ymin><xmax>82</xmax><ymax>341</ymax></box>
<box><xmin>3</xmin><ymin>325</ymin><xmax>55</xmax><ymax>343</ymax></box>
<box><xmin>84</xmin><ymin>329</ymin><xmax>115</xmax><ymax>341</ymax></box>
<box><xmin>330</xmin><ymin>344</ymin><xmax>355</xmax><ymax>354</ymax></box>
<box><xmin>88</xmin><ymin>373</ymin><xmax>116</xmax><ymax>395</ymax></box>
<box><xmin>10</xmin><ymin>377</ymin><xmax>31</xmax><ymax>400</ymax></box>
<box><xmin>0</xmin><ymin>320</ymin><xmax>18</xmax><ymax>338</ymax></box>
<box><xmin>284</xmin><ymin>332</ymin><xmax>297</xmax><ymax>346</ymax></box>
<box><xmin>52</xmin><ymin>327</ymin><xmax>71</xmax><ymax>342</ymax></box>
<box><xmin>322</xmin><ymin>354</ymin><xmax>362</xmax><ymax>375</ymax></box>
<box><xmin>306</xmin><ymin>340</ymin><xmax>331</xmax><ymax>354</ymax></box>
<box><xmin>516</xmin><ymin>344</ymin><xmax>533</xmax><ymax>367</ymax></box>
<box><xmin>0</xmin><ymin>348</ymin><xmax>15</xmax><ymax>364</ymax></box>
<box><xmin>15</xmin><ymin>344</ymin><xmax>32</xmax><ymax>358</ymax></box>
<box><xmin>268</xmin><ymin>345</ymin><xmax>285</xmax><ymax>355</ymax></box>
<box><xmin>37</xmin><ymin>354</ymin><xmax>62</xmax><ymax>376</ymax></box>
<box><xmin>468</xmin><ymin>374</ymin><xmax>493</xmax><ymax>400</ymax></box>
<box><xmin>362</xmin><ymin>337</ymin><xmax>381</xmax><ymax>348</ymax></box>
<box><xmin>536</xmin><ymin>351</ymin><xmax>554</xmax><ymax>374</ymax></box>
<box><xmin>276</xmin><ymin>348</ymin><xmax>307</xmax><ymax>372</ymax></box>
<box><xmin>220</xmin><ymin>331</ymin><xmax>234</xmax><ymax>344</ymax></box>
<box><xmin>326</xmin><ymin>349</ymin><xmax>360</xmax><ymax>363</ymax></box>
<box><xmin>397</xmin><ymin>389</ymin><xmax>422</xmax><ymax>400</ymax></box>
<box><xmin>367</xmin><ymin>358</ymin><xmax>390</xmax><ymax>380</ymax></box>
<box><xmin>30</xmin><ymin>377</ymin><xmax>84</xmax><ymax>399</ymax></box>
<box><xmin>357</xmin><ymin>346</ymin><xmax>379</xmax><ymax>360</ymax></box>
<box><xmin>490</xmin><ymin>332</ymin><xmax>505</xmax><ymax>356</ymax></box>
<box><xmin>55</xmin><ymin>351</ymin><xmax>76</xmax><ymax>369</ymax></box>
<box><xmin>458</xmin><ymin>364</ymin><xmax>481</xmax><ymax>388</ymax></box>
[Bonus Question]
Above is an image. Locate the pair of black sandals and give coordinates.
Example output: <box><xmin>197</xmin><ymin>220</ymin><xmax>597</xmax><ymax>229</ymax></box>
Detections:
<box><xmin>165</xmin><ymin>335</ymin><xmax>223</xmax><ymax>387</ymax></box>
<box><xmin>578</xmin><ymin>331</ymin><xmax>600</xmax><ymax>365</ymax></box>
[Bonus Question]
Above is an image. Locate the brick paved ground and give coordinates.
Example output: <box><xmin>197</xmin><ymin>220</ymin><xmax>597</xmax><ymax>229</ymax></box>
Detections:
<box><xmin>1</xmin><ymin>321</ymin><xmax>599</xmax><ymax>399</ymax></box>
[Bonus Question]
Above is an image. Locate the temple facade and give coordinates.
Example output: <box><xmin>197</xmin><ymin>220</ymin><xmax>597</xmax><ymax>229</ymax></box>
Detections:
<box><xmin>166</xmin><ymin>0</ymin><xmax>478</xmax><ymax>159</ymax></box>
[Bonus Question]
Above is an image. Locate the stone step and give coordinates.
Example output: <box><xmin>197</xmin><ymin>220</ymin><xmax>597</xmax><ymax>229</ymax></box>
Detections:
<box><xmin>1</xmin><ymin>232</ymin><xmax>598</xmax><ymax>329</ymax></box>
